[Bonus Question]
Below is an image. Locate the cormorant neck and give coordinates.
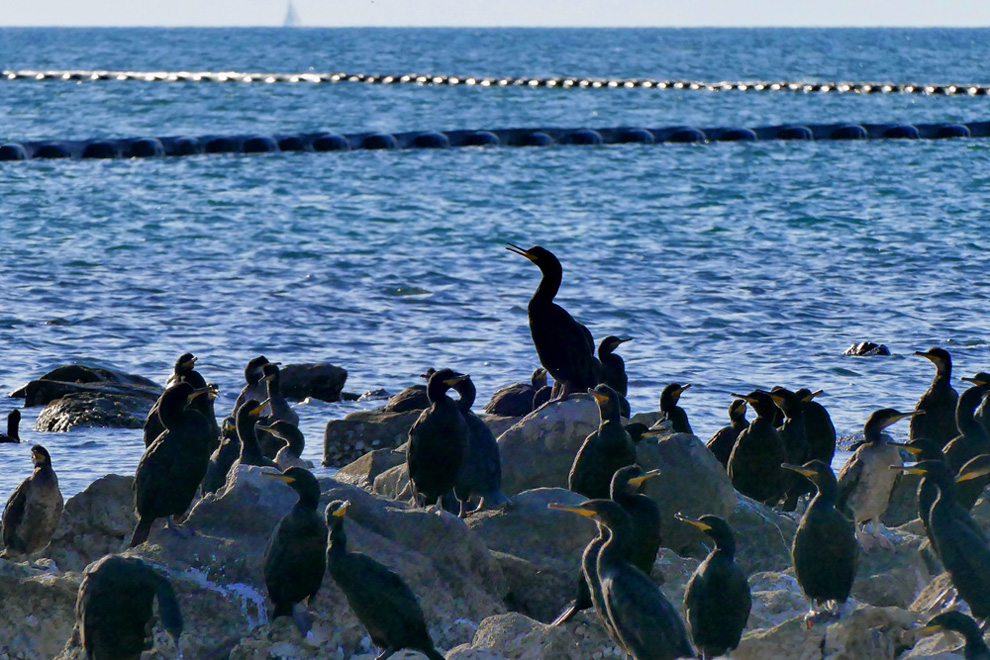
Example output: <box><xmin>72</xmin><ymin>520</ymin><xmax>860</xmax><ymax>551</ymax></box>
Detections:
<box><xmin>292</xmin><ymin>493</ymin><xmax>320</xmax><ymax>514</ymax></box>
<box><xmin>237</xmin><ymin>416</ymin><xmax>262</xmax><ymax>459</ymax></box>
<box><xmin>811</xmin><ymin>474</ymin><xmax>838</xmax><ymax>506</ymax></box>
<box><xmin>532</xmin><ymin>260</ymin><xmax>562</xmax><ymax>303</ymax></box>
<box><xmin>713</xmin><ymin>535</ymin><xmax>736</xmax><ymax>558</ymax></box>
<box><xmin>598</xmin><ymin>515</ymin><xmax>632</xmax><ymax>565</ymax></box>
<box><xmin>426</xmin><ymin>379</ymin><xmax>453</xmax><ymax>406</ymax></box>
<box><xmin>956</xmin><ymin>387</ymin><xmax>986</xmax><ymax>438</ymax></box>
<box><xmin>455</xmin><ymin>380</ymin><xmax>477</xmax><ymax>412</ymax></box>
<box><xmin>328</xmin><ymin>520</ymin><xmax>348</xmax><ymax>555</ymax></box>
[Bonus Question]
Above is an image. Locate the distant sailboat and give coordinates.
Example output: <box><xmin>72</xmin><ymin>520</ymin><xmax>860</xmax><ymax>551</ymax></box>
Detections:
<box><xmin>283</xmin><ymin>0</ymin><xmax>302</xmax><ymax>27</ymax></box>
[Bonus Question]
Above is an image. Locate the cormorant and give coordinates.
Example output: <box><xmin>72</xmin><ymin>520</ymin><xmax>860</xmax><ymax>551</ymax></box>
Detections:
<box><xmin>130</xmin><ymin>383</ymin><xmax>212</xmax><ymax>547</ymax></box>
<box><xmin>706</xmin><ymin>399</ymin><xmax>747</xmax><ymax>469</ymax></box>
<box><xmin>449</xmin><ymin>375</ymin><xmax>510</xmax><ymax>516</ymax></box>
<box><xmin>201</xmin><ymin>415</ymin><xmax>240</xmax><ymax>495</ymax></box>
<box><xmin>598</xmin><ymin>336</ymin><xmax>631</xmax><ymax>417</ymax></box>
<box><xmin>552</xmin><ymin>465</ymin><xmax>661</xmax><ymax>627</ymax></box>
<box><xmin>942</xmin><ymin>374</ymin><xmax>990</xmax><ymax>509</ymax></box>
<box><xmin>624</xmin><ymin>422</ymin><xmax>663</xmax><ymax>446</ymax></box>
<box><xmin>0</xmin><ymin>409</ymin><xmax>20</xmax><ymax>443</ymax></box>
<box><xmin>326</xmin><ymin>500</ymin><xmax>446</xmax><ymax>660</ymax></box>
<box><xmin>913</xmin><ymin>611</ymin><xmax>990</xmax><ymax>660</ymax></box>
<box><xmin>233</xmin><ymin>355</ymin><xmax>272</xmax><ymax>414</ymax></box>
<box><xmin>506</xmin><ymin>243</ymin><xmax>600</xmax><ymax>398</ymax></box>
<box><xmin>783</xmin><ymin>460</ymin><xmax>858</xmax><ymax>625</ymax></box>
<box><xmin>407</xmin><ymin>368</ymin><xmax>469</xmax><ymax>507</ymax></box>
<box><xmin>677</xmin><ymin>514</ymin><xmax>751</xmax><ymax>660</ymax></box>
<box><xmin>229</xmin><ymin>399</ymin><xmax>278</xmax><ymax>471</ymax></box>
<box><xmin>771</xmin><ymin>386</ymin><xmax>810</xmax><ymax>511</ymax></box>
<box><xmin>569</xmin><ymin>385</ymin><xmax>635</xmax><ymax>500</ymax></box>
<box><xmin>483</xmin><ymin>367</ymin><xmax>548</xmax><ymax>417</ymax></box>
<box><xmin>911</xmin><ymin>347</ymin><xmax>959</xmax><ymax>448</ymax></box>
<box><xmin>796</xmin><ymin>388</ymin><xmax>836</xmax><ymax>466</ymax></box>
<box><xmin>145</xmin><ymin>352</ymin><xmax>219</xmax><ymax>450</ymax></box>
<box><xmin>383</xmin><ymin>368</ymin><xmax>436</xmax><ymax>413</ymax></box>
<box><xmin>75</xmin><ymin>554</ymin><xmax>183</xmax><ymax>660</ymax></box>
<box><xmin>260</xmin><ymin>362</ymin><xmax>299</xmax><ymax>427</ymax></box>
<box><xmin>1</xmin><ymin>445</ymin><xmax>63</xmax><ymax>558</ymax></box>
<box><xmin>727</xmin><ymin>390</ymin><xmax>788</xmax><ymax>506</ymax></box>
<box><xmin>257</xmin><ymin>420</ymin><xmax>308</xmax><ymax>470</ymax></box>
<box><xmin>657</xmin><ymin>383</ymin><xmax>692</xmax><ymax>434</ymax></box>
<box><xmin>836</xmin><ymin>408</ymin><xmax>918</xmax><ymax>551</ymax></box>
<box><xmin>548</xmin><ymin>499</ymin><xmax>694</xmax><ymax>660</ymax></box>
<box><xmin>263</xmin><ymin>468</ymin><xmax>328</xmax><ymax>631</ymax></box>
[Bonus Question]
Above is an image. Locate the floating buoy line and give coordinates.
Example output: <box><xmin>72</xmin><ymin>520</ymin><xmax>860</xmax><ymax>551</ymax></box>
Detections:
<box><xmin>4</xmin><ymin>68</ymin><xmax>990</xmax><ymax>96</ymax></box>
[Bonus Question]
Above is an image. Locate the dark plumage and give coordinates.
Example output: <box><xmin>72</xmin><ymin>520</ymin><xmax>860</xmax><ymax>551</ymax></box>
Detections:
<box><xmin>658</xmin><ymin>383</ymin><xmax>692</xmax><ymax>434</ymax></box>
<box><xmin>264</xmin><ymin>468</ymin><xmax>328</xmax><ymax>627</ymax></box>
<box><xmin>130</xmin><ymin>383</ymin><xmax>213</xmax><ymax>547</ymax></box>
<box><xmin>145</xmin><ymin>352</ymin><xmax>219</xmax><ymax>450</ymax></box>
<box><xmin>233</xmin><ymin>355</ymin><xmax>271</xmax><ymax>414</ymax></box>
<box><xmin>450</xmin><ymin>375</ymin><xmax>510</xmax><ymax>516</ymax></box>
<box><xmin>706</xmin><ymin>399</ymin><xmax>747</xmax><ymax>469</ymax></box>
<box><xmin>407</xmin><ymin>369</ymin><xmax>469</xmax><ymax>506</ymax></box>
<box><xmin>727</xmin><ymin>390</ymin><xmax>788</xmax><ymax>506</ymax></box>
<box><xmin>598</xmin><ymin>336</ymin><xmax>632</xmax><ymax>417</ymax></box>
<box><xmin>569</xmin><ymin>385</ymin><xmax>635</xmax><ymax>500</ymax></box>
<box><xmin>914</xmin><ymin>611</ymin><xmax>990</xmax><ymax>660</ymax></box>
<box><xmin>76</xmin><ymin>554</ymin><xmax>183</xmax><ymax>660</ymax></box>
<box><xmin>201</xmin><ymin>416</ymin><xmax>240</xmax><ymax>495</ymax></box>
<box><xmin>678</xmin><ymin>514</ymin><xmax>751</xmax><ymax>659</ymax></box>
<box><xmin>796</xmin><ymin>388</ymin><xmax>836</xmax><ymax>466</ymax></box>
<box><xmin>549</xmin><ymin>499</ymin><xmax>694</xmax><ymax>660</ymax></box>
<box><xmin>260</xmin><ymin>362</ymin><xmax>299</xmax><ymax>427</ymax></box>
<box><xmin>382</xmin><ymin>368</ymin><xmax>436</xmax><ymax>413</ymax></box>
<box><xmin>506</xmin><ymin>243</ymin><xmax>600</xmax><ymax>398</ymax></box>
<box><xmin>229</xmin><ymin>399</ymin><xmax>278</xmax><ymax>472</ymax></box>
<box><xmin>771</xmin><ymin>386</ymin><xmax>810</xmax><ymax>511</ymax></box>
<box><xmin>783</xmin><ymin>460</ymin><xmax>858</xmax><ymax>625</ymax></box>
<box><xmin>911</xmin><ymin>347</ymin><xmax>959</xmax><ymax>448</ymax></box>
<box><xmin>1</xmin><ymin>445</ymin><xmax>63</xmax><ymax>558</ymax></box>
<box><xmin>0</xmin><ymin>409</ymin><xmax>21</xmax><ymax>443</ymax></box>
<box><xmin>326</xmin><ymin>500</ymin><xmax>446</xmax><ymax>660</ymax></box>
<box><xmin>258</xmin><ymin>420</ymin><xmax>307</xmax><ymax>470</ymax></box>
<box><xmin>943</xmin><ymin>375</ymin><xmax>990</xmax><ymax>510</ymax></box>
<box><xmin>482</xmin><ymin>367</ymin><xmax>548</xmax><ymax>417</ymax></box>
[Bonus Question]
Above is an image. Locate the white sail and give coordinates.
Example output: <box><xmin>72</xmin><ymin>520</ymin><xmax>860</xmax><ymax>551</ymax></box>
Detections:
<box><xmin>283</xmin><ymin>0</ymin><xmax>301</xmax><ymax>27</ymax></box>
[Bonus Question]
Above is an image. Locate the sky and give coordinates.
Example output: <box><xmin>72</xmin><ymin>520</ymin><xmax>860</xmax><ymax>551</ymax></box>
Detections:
<box><xmin>5</xmin><ymin>0</ymin><xmax>990</xmax><ymax>27</ymax></box>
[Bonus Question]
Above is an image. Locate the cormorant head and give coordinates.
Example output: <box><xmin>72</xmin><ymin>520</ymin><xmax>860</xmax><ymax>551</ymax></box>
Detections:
<box><xmin>659</xmin><ymin>383</ymin><xmax>690</xmax><ymax>411</ymax></box>
<box><xmin>220</xmin><ymin>415</ymin><xmax>237</xmax><ymax>440</ymax></box>
<box><xmin>675</xmin><ymin>513</ymin><xmax>736</xmax><ymax>553</ymax></box>
<box><xmin>588</xmin><ymin>384</ymin><xmax>621</xmax><ymax>419</ymax></box>
<box><xmin>624</xmin><ymin>422</ymin><xmax>662</xmax><ymax>444</ymax></box>
<box><xmin>30</xmin><ymin>444</ymin><xmax>52</xmax><ymax>468</ymax></box>
<box><xmin>770</xmin><ymin>386</ymin><xmax>801</xmax><ymax>418</ymax></box>
<box><xmin>610</xmin><ymin>465</ymin><xmax>660</xmax><ymax>497</ymax></box>
<box><xmin>795</xmin><ymin>388</ymin><xmax>823</xmax><ymax>403</ymax></box>
<box><xmin>261</xmin><ymin>362</ymin><xmax>281</xmax><ymax>385</ymax></box>
<box><xmin>914</xmin><ymin>611</ymin><xmax>984</xmax><ymax>645</ymax></box>
<box><xmin>895</xmin><ymin>437</ymin><xmax>944</xmax><ymax>461</ymax></box>
<box><xmin>547</xmin><ymin>498</ymin><xmax>632</xmax><ymax>534</ymax></box>
<box><xmin>157</xmin><ymin>382</ymin><xmax>208</xmax><ymax>428</ymax></box>
<box><xmin>731</xmin><ymin>390</ymin><xmax>776</xmax><ymax>421</ymax></box>
<box><xmin>864</xmin><ymin>408</ymin><xmax>919</xmax><ymax>438</ymax></box>
<box><xmin>531</xmin><ymin>367</ymin><xmax>548</xmax><ymax>389</ymax></box>
<box><xmin>257</xmin><ymin>420</ymin><xmax>305</xmax><ymax>456</ymax></box>
<box><xmin>728</xmin><ymin>398</ymin><xmax>748</xmax><ymax>423</ymax></box>
<box><xmin>426</xmin><ymin>368</ymin><xmax>469</xmax><ymax>405</ymax></box>
<box><xmin>955</xmin><ymin>454</ymin><xmax>990</xmax><ymax>484</ymax></box>
<box><xmin>174</xmin><ymin>352</ymin><xmax>197</xmax><ymax>373</ymax></box>
<box><xmin>325</xmin><ymin>499</ymin><xmax>351</xmax><ymax>529</ymax></box>
<box><xmin>236</xmin><ymin>399</ymin><xmax>266</xmax><ymax>427</ymax></box>
<box><xmin>915</xmin><ymin>347</ymin><xmax>952</xmax><ymax>376</ymax></box>
<box><xmin>891</xmin><ymin>459</ymin><xmax>954</xmax><ymax>488</ymax></box>
<box><xmin>506</xmin><ymin>243</ymin><xmax>560</xmax><ymax>270</ymax></box>
<box><xmin>418</xmin><ymin>367</ymin><xmax>437</xmax><ymax>381</ymax></box>
<box><xmin>244</xmin><ymin>355</ymin><xmax>271</xmax><ymax>385</ymax></box>
<box><xmin>264</xmin><ymin>467</ymin><xmax>321</xmax><ymax>507</ymax></box>
<box><xmin>598</xmin><ymin>336</ymin><xmax>632</xmax><ymax>359</ymax></box>
<box><xmin>962</xmin><ymin>372</ymin><xmax>990</xmax><ymax>389</ymax></box>
<box><xmin>449</xmin><ymin>373</ymin><xmax>477</xmax><ymax>410</ymax></box>
<box><xmin>781</xmin><ymin>460</ymin><xmax>836</xmax><ymax>493</ymax></box>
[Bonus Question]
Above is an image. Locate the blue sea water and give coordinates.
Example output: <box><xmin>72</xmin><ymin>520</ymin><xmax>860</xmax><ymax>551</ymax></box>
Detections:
<box><xmin>1</xmin><ymin>27</ymin><xmax>989</xmax><ymax>498</ymax></box>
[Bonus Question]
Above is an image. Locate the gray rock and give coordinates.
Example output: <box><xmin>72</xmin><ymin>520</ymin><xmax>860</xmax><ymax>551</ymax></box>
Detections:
<box><xmin>11</xmin><ymin>365</ymin><xmax>160</xmax><ymax>405</ymax></box>
<box><xmin>276</xmin><ymin>362</ymin><xmax>347</xmax><ymax>403</ymax></box>
<box><xmin>45</xmin><ymin>474</ymin><xmax>136</xmax><ymax>572</ymax></box>
<box><xmin>882</xmin><ymin>472</ymin><xmax>922</xmax><ymax>528</ymax></box>
<box><xmin>853</xmin><ymin>527</ymin><xmax>932</xmax><ymax>609</ymax></box>
<box><xmin>447</xmin><ymin>612</ymin><xmax>619</xmax><ymax>660</ymax></box>
<box><xmin>323</xmin><ymin>409</ymin><xmax>422</xmax><ymax>467</ymax></box>
<box><xmin>0</xmin><ymin>569</ymin><xmax>80</xmax><ymax>660</ymax></box>
<box><xmin>726</xmin><ymin>494</ymin><xmax>798</xmax><ymax>574</ymax></box>
<box><xmin>334</xmin><ymin>447</ymin><xmax>407</xmax><ymax>490</ymax></box>
<box><xmin>35</xmin><ymin>392</ymin><xmax>158</xmax><ymax>432</ymax></box>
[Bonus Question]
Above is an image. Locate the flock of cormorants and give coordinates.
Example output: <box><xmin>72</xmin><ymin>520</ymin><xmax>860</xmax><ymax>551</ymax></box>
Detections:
<box><xmin>1</xmin><ymin>244</ymin><xmax>990</xmax><ymax>659</ymax></box>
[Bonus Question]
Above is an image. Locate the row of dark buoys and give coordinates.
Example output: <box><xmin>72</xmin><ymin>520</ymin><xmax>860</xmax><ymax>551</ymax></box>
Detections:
<box><xmin>2</xmin><ymin>121</ymin><xmax>986</xmax><ymax>161</ymax></box>
<box><xmin>5</xmin><ymin>68</ymin><xmax>990</xmax><ymax>96</ymax></box>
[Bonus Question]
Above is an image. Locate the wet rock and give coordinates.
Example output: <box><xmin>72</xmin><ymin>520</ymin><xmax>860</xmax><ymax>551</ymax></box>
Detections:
<box><xmin>11</xmin><ymin>365</ymin><xmax>160</xmax><ymax>405</ymax></box>
<box><xmin>45</xmin><ymin>474</ymin><xmax>136</xmax><ymax>572</ymax></box>
<box><xmin>322</xmin><ymin>409</ymin><xmax>422</xmax><ymax>467</ymax></box>
<box><xmin>447</xmin><ymin>612</ymin><xmax>619</xmax><ymax>660</ymax></box>
<box><xmin>276</xmin><ymin>363</ymin><xmax>347</xmax><ymax>403</ymax></box>
<box><xmin>382</xmin><ymin>384</ymin><xmax>430</xmax><ymax>413</ymax></box>
<box><xmin>843</xmin><ymin>342</ymin><xmax>892</xmax><ymax>357</ymax></box>
<box><xmin>635</xmin><ymin>430</ymin><xmax>737</xmax><ymax>555</ymax></box>
<box><xmin>497</xmin><ymin>396</ymin><xmax>601</xmax><ymax>496</ymax></box>
<box><xmin>334</xmin><ymin>447</ymin><xmax>406</xmax><ymax>490</ymax></box>
<box><xmin>34</xmin><ymin>391</ymin><xmax>159</xmax><ymax>431</ymax></box>
<box><xmin>726</xmin><ymin>494</ymin><xmax>798</xmax><ymax>574</ymax></box>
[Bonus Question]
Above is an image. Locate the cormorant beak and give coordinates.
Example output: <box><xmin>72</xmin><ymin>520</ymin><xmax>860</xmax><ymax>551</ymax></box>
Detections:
<box><xmin>187</xmin><ymin>387</ymin><xmax>210</xmax><ymax>403</ymax></box>
<box><xmin>256</xmin><ymin>423</ymin><xmax>282</xmax><ymax>439</ymax></box>
<box><xmin>893</xmin><ymin>443</ymin><xmax>924</xmax><ymax>455</ymax></box>
<box><xmin>249</xmin><ymin>400</ymin><xmax>269</xmax><ymax>416</ymax></box>
<box><xmin>731</xmin><ymin>393</ymin><xmax>758</xmax><ymax>405</ymax></box>
<box><xmin>675</xmin><ymin>384</ymin><xmax>691</xmax><ymax>396</ymax></box>
<box><xmin>263</xmin><ymin>372</ymin><xmax>276</xmax><ymax>383</ymax></box>
<box><xmin>802</xmin><ymin>390</ymin><xmax>823</xmax><ymax>402</ymax></box>
<box><xmin>780</xmin><ymin>463</ymin><xmax>816</xmax><ymax>478</ymax></box>
<box><xmin>890</xmin><ymin>411</ymin><xmax>922</xmax><ymax>424</ymax></box>
<box><xmin>331</xmin><ymin>501</ymin><xmax>351</xmax><ymax>518</ymax></box>
<box><xmin>956</xmin><ymin>461</ymin><xmax>990</xmax><ymax>482</ymax></box>
<box><xmin>674</xmin><ymin>512</ymin><xmax>711</xmax><ymax>531</ymax></box>
<box><xmin>628</xmin><ymin>469</ymin><xmax>661</xmax><ymax>486</ymax></box>
<box><xmin>547</xmin><ymin>502</ymin><xmax>597</xmax><ymax>517</ymax></box>
<box><xmin>912</xmin><ymin>624</ymin><xmax>943</xmax><ymax>637</ymax></box>
<box><xmin>962</xmin><ymin>376</ymin><xmax>990</xmax><ymax>387</ymax></box>
<box><xmin>443</xmin><ymin>374</ymin><xmax>470</xmax><ymax>387</ymax></box>
<box><xmin>181</xmin><ymin>357</ymin><xmax>197</xmax><ymax>369</ymax></box>
<box><xmin>914</xmin><ymin>351</ymin><xmax>939</xmax><ymax>364</ymax></box>
<box><xmin>588</xmin><ymin>389</ymin><xmax>610</xmax><ymax>404</ymax></box>
<box><xmin>506</xmin><ymin>243</ymin><xmax>538</xmax><ymax>262</ymax></box>
<box><xmin>264</xmin><ymin>472</ymin><xmax>296</xmax><ymax>484</ymax></box>
<box><xmin>770</xmin><ymin>392</ymin><xmax>785</xmax><ymax>404</ymax></box>
<box><xmin>891</xmin><ymin>465</ymin><xmax>928</xmax><ymax>475</ymax></box>
<box><xmin>613</xmin><ymin>337</ymin><xmax>633</xmax><ymax>348</ymax></box>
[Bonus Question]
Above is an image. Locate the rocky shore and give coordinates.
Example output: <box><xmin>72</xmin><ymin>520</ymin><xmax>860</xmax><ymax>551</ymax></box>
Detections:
<box><xmin>0</xmin><ymin>394</ymin><xmax>979</xmax><ymax>660</ymax></box>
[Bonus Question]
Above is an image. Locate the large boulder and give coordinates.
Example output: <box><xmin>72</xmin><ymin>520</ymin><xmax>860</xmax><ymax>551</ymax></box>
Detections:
<box><xmin>853</xmin><ymin>527</ymin><xmax>932</xmax><ymax>609</ymax></box>
<box><xmin>334</xmin><ymin>447</ymin><xmax>407</xmax><ymax>490</ymax></box>
<box><xmin>447</xmin><ymin>612</ymin><xmax>619</xmax><ymax>660</ymax></box>
<box><xmin>497</xmin><ymin>396</ymin><xmax>601</xmax><ymax>496</ymax></box>
<box><xmin>277</xmin><ymin>362</ymin><xmax>347</xmax><ymax>402</ymax></box>
<box><xmin>45</xmin><ymin>474</ymin><xmax>136</xmax><ymax>572</ymax></box>
<box><xmin>726</xmin><ymin>494</ymin><xmax>798</xmax><ymax>574</ymax></box>
<box><xmin>635</xmin><ymin>430</ymin><xmax>737</xmax><ymax>555</ymax></box>
<box><xmin>323</xmin><ymin>409</ymin><xmax>422</xmax><ymax>467</ymax></box>
<box><xmin>0</xmin><ymin>563</ymin><xmax>79</xmax><ymax>660</ymax></box>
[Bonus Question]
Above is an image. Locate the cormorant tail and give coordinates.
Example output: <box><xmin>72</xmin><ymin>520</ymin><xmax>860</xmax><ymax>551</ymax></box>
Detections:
<box><xmin>129</xmin><ymin>517</ymin><xmax>154</xmax><ymax>548</ymax></box>
<box><xmin>155</xmin><ymin>576</ymin><xmax>184</xmax><ymax>640</ymax></box>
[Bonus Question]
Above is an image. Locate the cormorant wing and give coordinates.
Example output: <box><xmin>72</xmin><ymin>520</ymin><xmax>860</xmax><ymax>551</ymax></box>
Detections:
<box><xmin>1</xmin><ymin>480</ymin><xmax>29</xmax><ymax>546</ymax></box>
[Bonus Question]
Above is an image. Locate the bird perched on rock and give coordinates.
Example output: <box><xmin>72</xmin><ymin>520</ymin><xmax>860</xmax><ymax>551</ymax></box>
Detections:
<box><xmin>943</xmin><ymin>374</ymin><xmax>990</xmax><ymax>509</ymax></box>
<box><xmin>257</xmin><ymin>420</ymin><xmax>308</xmax><ymax>470</ymax></box>
<box><xmin>449</xmin><ymin>375</ymin><xmax>510</xmax><ymax>516</ymax></box>
<box><xmin>506</xmin><ymin>243</ymin><xmax>600</xmax><ymax>398</ymax></box>
<box><xmin>549</xmin><ymin>499</ymin><xmax>694</xmax><ymax>660</ymax></box>
<box><xmin>796</xmin><ymin>388</ymin><xmax>836</xmax><ymax>466</ymax></box>
<box><xmin>771</xmin><ymin>386</ymin><xmax>810</xmax><ymax>511</ymax></box>
<box><xmin>264</xmin><ymin>468</ymin><xmax>327</xmax><ymax>633</ymax></box>
<box><xmin>706</xmin><ymin>399</ymin><xmax>747</xmax><ymax>469</ymax></box>
<box><xmin>145</xmin><ymin>352</ymin><xmax>219</xmax><ymax>449</ymax></box>
<box><xmin>727</xmin><ymin>390</ymin><xmax>788</xmax><ymax>506</ymax></box>
<box><xmin>569</xmin><ymin>385</ymin><xmax>636</xmax><ymax>500</ymax></box>
<box><xmin>260</xmin><ymin>362</ymin><xmax>299</xmax><ymax>427</ymax></box>
<box><xmin>75</xmin><ymin>554</ymin><xmax>183</xmax><ymax>660</ymax></box>
<box><xmin>657</xmin><ymin>383</ymin><xmax>692</xmax><ymax>434</ymax></box>
<box><xmin>1</xmin><ymin>445</ymin><xmax>63</xmax><ymax>559</ymax></box>
<box><xmin>836</xmin><ymin>408</ymin><xmax>919</xmax><ymax>551</ymax></box>
<box><xmin>677</xmin><ymin>514</ymin><xmax>751</xmax><ymax>660</ymax></box>
<box><xmin>598</xmin><ymin>336</ymin><xmax>632</xmax><ymax>417</ymax></box>
<box><xmin>483</xmin><ymin>367</ymin><xmax>547</xmax><ymax>417</ymax></box>
<box><xmin>0</xmin><ymin>409</ymin><xmax>21</xmax><ymax>443</ymax></box>
<box><xmin>912</xmin><ymin>611</ymin><xmax>990</xmax><ymax>660</ymax></box>
<box><xmin>233</xmin><ymin>355</ymin><xmax>272</xmax><ymax>414</ymax></box>
<box><xmin>228</xmin><ymin>399</ymin><xmax>278</xmax><ymax>472</ymax></box>
<box><xmin>326</xmin><ymin>499</ymin><xmax>447</xmax><ymax>660</ymax></box>
<box><xmin>201</xmin><ymin>415</ymin><xmax>240</xmax><ymax>495</ymax></box>
<box><xmin>783</xmin><ymin>460</ymin><xmax>858</xmax><ymax>626</ymax></box>
<box><xmin>911</xmin><ymin>347</ymin><xmax>959</xmax><ymax>448</ymax></box>
<box><xmin>130</xmin><ymin>382</ymin><xmax>212</xmax><ymax>547</ymax></box>
<box><xmin>407</xmin><ymin>368</ymin><xmax>469</xmax><ymax>507</ymax></box>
